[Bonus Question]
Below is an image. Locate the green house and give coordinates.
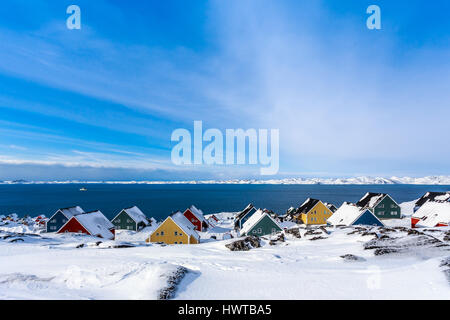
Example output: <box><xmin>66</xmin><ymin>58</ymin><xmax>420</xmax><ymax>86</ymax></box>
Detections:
<box><xmin>356</xmin><ymin>193</ymin><xmax>401</xmax><ymax>220</ymax></box>
<box><xmin>240</xmin><ymin>209</ymin><xmax>283</xmax><ymax>237</ymax></box>
<box><xmin>111</xmin><ymin>206</ymin><xmax>150</xmax><ymax>231</ymax></box>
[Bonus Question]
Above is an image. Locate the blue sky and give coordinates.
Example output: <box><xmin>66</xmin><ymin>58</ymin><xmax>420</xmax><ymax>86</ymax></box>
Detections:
<box><xmin>0</xmin><ymin>0</ymin><xmax>449</xmax><ymax>180</ymax></box>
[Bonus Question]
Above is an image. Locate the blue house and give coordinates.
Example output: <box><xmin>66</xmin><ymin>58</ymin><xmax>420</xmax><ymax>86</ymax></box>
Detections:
<box><xmin>46</xmin><ymin>206</ymin><xmax>85</xmax><ymax>232</ymax></box>
<box><xmin>327</xmin><ymin>203</ymin><xmax>384</xmax><ymax>227</ymax></box>
<box><xmin>234</xmin><ymin>204</ymin><xmax>257</xmax><ymax>230</ymax></box>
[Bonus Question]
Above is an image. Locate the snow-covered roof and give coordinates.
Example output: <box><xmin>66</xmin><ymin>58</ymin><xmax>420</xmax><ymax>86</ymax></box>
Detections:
<box><xmin>415</xmin><ymin>192</ymin><xmax>450</xmax><ymax>207</ymax></box>
<box><xmin>74</xmin><ymin>211</ymin><xmax>114</xmax><ymax>239</ymax></box>
<box><xmin>58</xmin><ymin>206</ymin><xmax>85</xmax><ymax>219</ymax></box>
<box><xmin>235</xmin><ymin>204</ymin><xmax>255</xmax><ymax>221</ymax></box>
<box><xmin>170</xmin><ymin>211</ymin><xmax>200</xmax><ymax>239</ymax></box>
<box><xmin>188</xmin><ymin>205</ymin><xmax>205</xmax><ymax>222</ymax></box>
<box><xmin>356</xmin><ymin>193</ymin><xmax>386</xmax><ymax>209</ymax></box>
<box><xmin>327</xmin><ymin>203</ymin><xmax>382</xmax><ymax>226</ymax></box>
<box><xmin>412</xmin><ymin>201</ymin><xmax>450</xmax><ymax>228</ymax></box>
<box><xmin>122</xmin><ymin>206</ymin><xmax>149</xmax><ymax>225</ymax></box>
<box><xmin>297</xmin><ymin>198</ymin><xmax>320</xmax><ymax>214</ymax></box>
<box><xmin>240</xmin><ymin>209</ymin><xmax>280</xmax><ymax>235</ymax></box>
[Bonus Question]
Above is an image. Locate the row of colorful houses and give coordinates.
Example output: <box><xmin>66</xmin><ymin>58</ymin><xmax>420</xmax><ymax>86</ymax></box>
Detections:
<box><xmin>39</xmin><ymin>190</ymin><xmax>450</xmax><ymax>243</ymax></box>
<box><xmin>233</xmin><ymin>191</ymin><xmax>449</xmax><ymax>232</ymax></box>
<box><xmin>45</xmin><ymin>205</ymin><xmax>154</xmax><ymax>240</ymax></box>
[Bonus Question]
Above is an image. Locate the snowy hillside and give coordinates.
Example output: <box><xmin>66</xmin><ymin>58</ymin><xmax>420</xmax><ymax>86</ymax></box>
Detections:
<box><xmin>0</xmin><ymin>207</ymin><xmax>449</xmax><ymax>300</ymax></box>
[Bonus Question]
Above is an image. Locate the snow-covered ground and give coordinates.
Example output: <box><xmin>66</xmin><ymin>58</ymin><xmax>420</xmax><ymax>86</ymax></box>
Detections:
<box><xmin>0</xmin><ymin>208</ymin><xmax>449</xmax><ymax>300</ymax></box>
<box><xmin>2</xmin><ymin>175</ymin><xmax>450</xmax><ymax>185</ymax></box>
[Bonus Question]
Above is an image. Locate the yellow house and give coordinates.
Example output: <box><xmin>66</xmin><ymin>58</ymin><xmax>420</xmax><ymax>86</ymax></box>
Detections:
<box><xmin>146</xmin><ymin>211</ymin><xmax>200</xmax><ymax>245</ymax></box>
<box><xmin>294</xmin><ymin>198</ymin><xmax>334</xmax><ymax>225</ymax></box>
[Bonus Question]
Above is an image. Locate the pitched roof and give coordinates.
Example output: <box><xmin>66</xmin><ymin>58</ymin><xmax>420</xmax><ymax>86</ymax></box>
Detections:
<box><xmin>327</xmin><ymin>203</ymin><xmax>383</xmax><ymax>226</ymax></box>
<box><xmin>74</xmin><ymin>211</ymin><xmax>114</xmax><ymax>239</ymax></box>
<box><xmin>356</xmin><ymin>193</ymin><xmax>386</xmax><ymax>209</ymax></box>
<box><xmin>169</xmin><ymin>211</ymin><xmax>200</xmax><ymax>239</ymax></box>
<box><xmin>187</xmin><ymin>205</ymin><xmax>206</xmax><ymax>222</ymax></box>
<box><xmin>240</xmin><ymin>209</ymin><xmax>281</xmax><ymax>235</ymax></box>
<box><xmin>415</xmin><ymin>192</ymin><xmax>450</xmax><ymax>207</ymax></box>
<box><xmin>57</xmin><ymin>206</ymin><xmax>85</xmax><ymax>219</ymax></box>
<box><xmin>122</xmin><ymin>206</ymin><xmax>149</xmax><ymax>225</ymax></box>
<box><xmin>324</xmin><ymin>202</ymin><xmax>338</xmax><ymax>213</ymax></box>
<box><xmin>412</xmin><ymin>201</ymin><xmax>450</xmax><ymax>227</ymax></box>
<box><xmin>235</xmin><ymin>203</ymin><xmax>254</xmax><ymax>221</ymax></box>
<box><xmin>296</xmin><ymin>198</ymin><xmax>320</xmax><ymax>214</ymax></box>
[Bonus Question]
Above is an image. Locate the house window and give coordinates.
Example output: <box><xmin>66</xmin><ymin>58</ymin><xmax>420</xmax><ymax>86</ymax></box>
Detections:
<box><xmin>390</xmin><ymin>211</ymin><xmax>397</xmax><ymax>216</ymax></box>
<box><xmin>161</xmin><ymin>231</ymin><xmax>164</xmax><ymax>236</ymax></box>
<box><xmin>174</xmin><ymin>241</ymin><xmax>178</xmax><ymax>244</ymax></box>
<box><xmin>128</xmin><ymin>226</ymin><xmax>132</xmax><ymax>230</ymax></box>
<box><xmin>379</xmin><ymin>211</ymin><xmax>385</xmax><ymax>216</ymax></box>
<box><xmin>175</xmin><ymin>231</ymin><xmax>178</xmax><ymax>236</ymax></box>
<box><xmin>127</xmin><ymin>219</ymin><xmax>132</xmax><ymax>223</ymax></box>
<box><xmin>116</xmin><ymin>219</ymin><xmax>120</xmax><ymax>223</ymax></box>
<box><xmin>379</xmin><ymin>204</ymin><xmax>384</xmax><ymax>208</ymax></box>
<box><xmin>156</xmin><ymin>232</ymin><xmax>159</xmax><ymax>236</ymax></box>
<box><xmin>180</xmin><ymin>242</ymin><xmax>183</xmax><ymax>244</ymax></box>
<box><xmin>191</xmin><ymin>218</ymin><xmax>196</xmax><ymax>223</ymax></box>
<box><xmin>180</xmin><ymin>233</ymin><xmax>183</xmax><ymax>236</ymax></box>
<box><xmin>391</xmin><ymin>204</ymin><xmax>397</xmax><ymax>208</ymax></box>
<box><xmin>62</xmin><ymin>219</ymin><xmax>67</xmax><ymax>223</ymax></box>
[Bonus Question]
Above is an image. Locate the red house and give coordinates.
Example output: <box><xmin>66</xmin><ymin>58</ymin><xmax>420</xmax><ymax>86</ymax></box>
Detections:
<box><xmin>411</xmin><ymin>201</ymin><xmax>450</xmax><ymax>228</ymax></box>
<box><xmin>58</xmin><ymin>210</ymin><xmax>115</xmax><ymax>240</ymax></box>
<box><xmin>183</xmin><ymin>205</ymin><xmax>207</xmax><ymax>232</ymax></box>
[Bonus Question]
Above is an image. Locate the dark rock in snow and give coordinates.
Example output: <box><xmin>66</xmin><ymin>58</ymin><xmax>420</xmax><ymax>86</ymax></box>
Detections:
<box><xmin>210</xmin><ymin>235</ymin><xmax>217</xmax><ymax>240</ymax></box>
<box><xmin>9</xmin><ymin>238</ymin><xmax>24</xmax><ymax>243</ymax></box>
<box><xmin>309</xmin><ymin>236</ymin><xmax>327</xmax><ymax>241</ymax></box>
<box><xmin>361</xmin><ymin>231</ymin><xmax>378</xmax><ymax>237</ymax></box>
<box><xmin>319</xmin><ymin>226</ymin><xmax>330</xmax><ymax>235</ymax></box>
<box><xmin>158</xmin><ymin>266</ymin><xmax>188</xmax><ymax>300</ymax></box>
<box><xmin>285</xmin><ymin>228</ymin><xmax>301</xmax><ymax>239</ymax></box>
<box><xmin>225</xmin><ymin>236</ymin><xmax>261</xmax><ymax>251</ymax></box>
<box><xmin>304</xmin><ymin>229</ymin><xmax>322</xmax><ymax>236</ymax></box>
<box><xmin>407</xmin><ymin>229</ymin><xmax>423</xmax><ymax>236</ymax></box>
<box><xmin>269</xmin><ymin>233</ymin><xmax>285</xmax><ymax>246</ymax></box>
<box><xmin>375</xmin><ymin>248</ymin><xmax>400</xmax><ymax>256</ymax></box>
<box><xmin>340</xmin><ymin>254</ymin><xmax>366</xmax><ymax>262</ymax></box>
<box><xmin>76</xmin><ymin>243</ymin><xmax>85</xmax><ymax>249</ymax></box>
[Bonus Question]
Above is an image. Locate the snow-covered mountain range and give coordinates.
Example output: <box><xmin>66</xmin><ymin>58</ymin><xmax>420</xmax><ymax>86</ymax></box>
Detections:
<box><xmin>1</xmin><ymin>176</ymin><xmax>450</xmax><ymax>185</ymax></box>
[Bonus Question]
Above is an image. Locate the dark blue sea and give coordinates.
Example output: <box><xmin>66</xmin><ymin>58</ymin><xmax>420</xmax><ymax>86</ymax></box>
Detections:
<box><xmin>1</xmin><ymin>184</ymin><xmax>449</xmax><ymax>220</ymax></box>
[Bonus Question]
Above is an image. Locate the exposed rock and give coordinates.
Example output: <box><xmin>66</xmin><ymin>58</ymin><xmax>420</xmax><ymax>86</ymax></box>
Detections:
<box><xmin>375</xmin><ymin>248</ymin><xmax>400</xmax><ymax>256</ymax></box>
<box><xmin>340</xmin><ymin>254</ymin><xmax>366</xmax><ymax>262</ymax></box>
<box><xmin>285</xmin><ymin>228</ymin><xmax>301</xmax><ymax>239</ymax></box>
<box><xmin>309</xmin><ymin>236</ymin><xmax>327</xmax><ymax>241</ymax></box>
<box><xmin>304</xmin><ymin>229</ymin><xmax>322</xmax><ymax>236</ymax></box>
<box><xmin>158</xmin><ymin>266</ymin><xmax>188</xmax><ymax>300</ymax></box>
<box><xmin>319</xmin><ymin>226</ymin><xmax>330</xmax><ymax>235</ymax></box>
<box><xmin>76</xmin><ymin>243</ymin><xmax>85</xmax><ymax>249</ymax></box>
<box><xmin>407</xmin><ymin>229</ymin><xmax>423</xmax><ymax>236</ymax></box>
<box><xmin>269</xmin><ymin>233</ymin><xmax>285</xmax><ymax>246</ymax></box>
<box><xmin>361</xmin><ymin>231</ymin><xmax>378</xmax><ymax>237</ymax></box>
<box><xmin>225</xmin><ymin>236</ymin><xmax>261</xmax><ymax>251</ymax></box>
<box><xmin>378</xmin><ymin>227</ymin><xmax>397</xmax><ymax>234</ymax></box>
<box><xmin>9</xmin><ymin>238</ymin><xmax>24</xmax><ymax>243</ymax></box>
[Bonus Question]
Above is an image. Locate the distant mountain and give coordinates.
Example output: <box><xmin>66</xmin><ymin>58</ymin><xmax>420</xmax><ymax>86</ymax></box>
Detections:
<box><xmin>1</xmin><ymin>176</ymin><xmax>450</xmax><ymax>185</ymax></box>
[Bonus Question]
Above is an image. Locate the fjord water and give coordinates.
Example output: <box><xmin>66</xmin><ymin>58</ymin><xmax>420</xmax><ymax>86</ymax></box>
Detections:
<box><xmin>1</xmin><ymin>184</ymin><xmax>449</xmax><ymax>220</ymax></box>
